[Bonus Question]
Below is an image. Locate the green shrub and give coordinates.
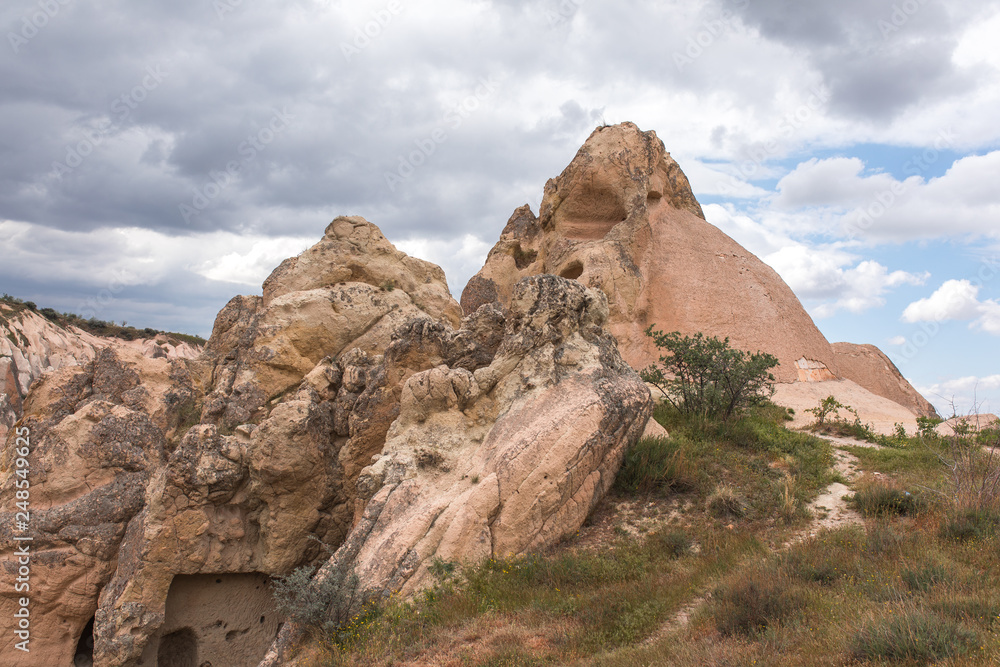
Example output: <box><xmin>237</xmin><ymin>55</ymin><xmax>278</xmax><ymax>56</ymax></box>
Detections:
<box><xmin>272</xmin><ymin>565</ymin><xmax>363</xmax><ymax>632</ymax></box>
<box><xmin>850</xmin><ymin>610</ymin><xmax>978</xmax><ymax>662</ymax></box>
<box><xmin>933</xmin><ymin>594</ymin><xmax>1000</xmax><ymax>628</ymax></box>
<box><xmin>711</xmin><ymin>567</ymin><xmax>805</xmax><ymax>636</ymax></box>
<box><xmin>707</xmin><ymin>485</ymin><xmax>746</xmax><ymax>519</ymax></box>
<box><xmin>785</xmin><ymin>528</ymin><xmax>862</xmax><ymax>585</ymax></box>
<box><xmin>901</xmin><ymin>563</ymin><xmax>950</xmax><ymax>593</ymax></box>
<box><xmin>640</xmin><ymin>328</ymin><xmax>778</xmax><ymax>419</ymax></box>
<box><xmin>647</xmin><ymin>529</ymin><xmax>692</xmax><ymax>558</ymax></box>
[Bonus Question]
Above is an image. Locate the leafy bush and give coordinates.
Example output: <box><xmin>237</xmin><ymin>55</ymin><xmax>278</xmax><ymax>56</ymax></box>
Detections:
<box><xmin>939</xmin><ymin>508</ymin><xmax>1000</xmax><ymax>541</ymax></box>
<box><xmin>785</xmin><ymin>528</ymin><xmax>862</xmax><ymax>585</ymax></box>
<box><xmin>640</xmin><ymin>328</ymin><xmax>778</xmax><ymax>419</ymax></box>
<box><xmin>707</xmin><ymin>485</ymin><xmax>746</xmax><ymax>519</ymax></box>
<box><xmin>806</xmin><ymin>395</ymin><xmax>855</xmax><ymax>426</ymax></box>
<box><xmin>850</xmin><ymin>610</ymin><xmax>978</xmax><ymax>662</ymax></box>
<box><xmin>647</xmin><ymin>529</ymin><xmax>692</xmax><ymax>558</ymax></box>
<box><xmin>901</xmin><ymin>563</ymin><xmax>950</xmax><ymax>593</ymax></box>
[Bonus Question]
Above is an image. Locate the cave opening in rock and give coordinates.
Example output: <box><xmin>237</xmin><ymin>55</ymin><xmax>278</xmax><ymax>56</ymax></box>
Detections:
<box><xmin>157</xmin><ymin>627</ymin><xmax>198</xmax><ymax>667</ymax></box>
<box><xmin>141</xmin><ymin>573</ymin><xmax>279</xmax><ymax>666</ymax></box>
<box><xmin>74</xmin><ymin>616</ymin><xmax>95</xmax><ymax>666</ymax></box>
<box><xmin>560</xmin><ymin>261</ymin><xmax>584</xmax><ymax>280</ymax></box>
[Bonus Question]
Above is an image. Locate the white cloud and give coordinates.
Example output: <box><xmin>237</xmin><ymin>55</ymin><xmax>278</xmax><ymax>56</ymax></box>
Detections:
<box><xmin>196</xmin><ymin>237</ymin><xmax>315</xmax><ymax>286</ymax></box>
<box><xmin>902</xmin><ymin>279</ymin><xmax>983</xmax><ymax>322</ymax></box>
<box><xmin>772</xmin><ymin>157</ymin><xmax>896</xmax><ymax>209</ymax></box>
<box><xmin>976</xmin><ymin>300</ymin><xmax>1000</xmax><ymax>335</ymax></box>
<box><xmin>916</xmin><ymin>374</ymin><xmax>1000</xmax><ymax>417</ymax></box>
<box><xmin>766</xmin><ymin>249</ymin><xmax>927</xmax><ymax>317</ymax></box>
<box><xmin>888</xmin><ymin>335</ymin><xmax>907</xmax><ymax>345</ymax></box>
<box><xmin>705</xmin><ymin>204</ymin><xmax>928</xmax><ymax>318</ymax></box>
<box><xmin>902</xmin><ymin>279</ymin><xmax>1000</xmax><ymax>335</ymax></box>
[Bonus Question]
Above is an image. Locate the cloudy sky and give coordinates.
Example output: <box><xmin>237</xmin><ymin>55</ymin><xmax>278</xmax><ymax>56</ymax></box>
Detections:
<box><xmin>2</xmin><ymin>0</ymin><xmax>998</xmax><ymax>416</ymax></box>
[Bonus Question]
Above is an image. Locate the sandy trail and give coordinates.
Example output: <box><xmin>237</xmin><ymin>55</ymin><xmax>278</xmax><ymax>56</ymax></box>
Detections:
<box><xmin>643</xmin><ymin>434</ymin><xmax>872</xmax><ymax>644</ymax></box>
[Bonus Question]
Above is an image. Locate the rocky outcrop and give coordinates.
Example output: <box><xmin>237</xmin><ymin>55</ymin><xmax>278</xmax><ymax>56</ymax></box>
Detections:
<box><xmin>194</xmin><ymin>216</ymin><xmax>464</xmax><ymax>434</ymax></box>
<box><xmin>0</xmin><ymin>304</ymin><xmax>201</xmax><ymax>446</ymax></box>
<box><xmin>0</xmin><ymin>217</ymin><xmax>650</xmax><ymax>667</ymax></box>
<box><xmin>260</xmin><ymin>274</ymin><xmax>651</xmax><ymax>666</ymax></box>
<box><xmin>0</xmin><ymin>346</ymin><xmax>192</xmax><ymax>667</ymax></box>
<box><xmin>831</xmin><ymin>343</ymin><xmax>937</xmax><ymax>418</ymax></box>
<box><xmin>462</xmin><ymin>122</ymin><xmax>936</xmax><ymax>425</ymax></box>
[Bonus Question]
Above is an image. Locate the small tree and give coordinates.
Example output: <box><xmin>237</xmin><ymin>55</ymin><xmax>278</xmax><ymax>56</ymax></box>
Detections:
<box><xmin>640</xmin><ymin>327</ymin><xmax>778</xmax><ymax>419</ymax></box>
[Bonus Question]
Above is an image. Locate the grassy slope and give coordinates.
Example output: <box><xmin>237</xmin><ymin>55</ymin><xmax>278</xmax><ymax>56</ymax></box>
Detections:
<box><xmin>290</xmin><ymin>405</ymin><xmax>1000</xmax><ymax>667</ymax></box>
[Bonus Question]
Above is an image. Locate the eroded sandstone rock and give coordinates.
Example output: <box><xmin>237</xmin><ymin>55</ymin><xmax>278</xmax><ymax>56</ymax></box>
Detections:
<box><xmin>0</xmin><ymin>305</ymin><xmax>202</xmax><ymax>449</ymax></box>
<box><xmin>462</xmin><ymin>122</ymin><xmax>936</xmax><ymax>426</ymax></box>
<box><xmin>1</xmin><ymin>214</ymin><xmax>650</xmax><ymax>667</ymax></box>
<box><xmin>260</xmin><ymin>275</ymin><xmax>651</xmax><ymax>666</ymax></box>
<box><xmin>196</xmin><ymin>216</ymin><xmax>464</xmax><ymax>433</ymax></box>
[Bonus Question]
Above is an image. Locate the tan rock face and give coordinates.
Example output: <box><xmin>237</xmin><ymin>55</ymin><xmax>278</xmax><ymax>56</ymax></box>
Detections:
<box><xmin>1</xmin><ymin>218</ymin><xmax>649</xmax><ymax>667</ymax></box>
<box><xmin>831</xmin><ymin>343</ymin><xmax>937</xmax><ymax>418</ymax></box>
<box><xmin>462</xmin><ymin>121</ymin><xmax>935</xmax><ymax>421</ymax></box>
<box><xmin>197</xmin><ymin>215</ymin><xmax>464</xmax><ymax>432</ymax></box>
<box><xmin>260</xmin><ymin>275</ymin><xmax>651</xmax><ymax>667</ymax></box>
<box><xmin>0</xmin><ymin>348</ymin><xmax>186</xmax><ymax>667</ymax></box>
<box><xmin>0</xmin><ymin>304</ymin><xmax>202</xmax><ymax>446</ymax></box>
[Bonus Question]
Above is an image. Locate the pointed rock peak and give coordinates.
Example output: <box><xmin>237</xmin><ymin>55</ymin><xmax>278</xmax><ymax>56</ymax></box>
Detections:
<box><xmin>538</xmin><ymin>121</ymin><xmax>704</xmax><ymax>242</ymax></box>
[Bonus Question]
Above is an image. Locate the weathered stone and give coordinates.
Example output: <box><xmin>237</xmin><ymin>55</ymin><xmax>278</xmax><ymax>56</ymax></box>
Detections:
<box><xmin>259</xmin><ymin>276</ymin><xmax>652</xmax><ymax>666</ymax></box>
<box><xmin>462</xmin><ymin>121</ymin><xmax>937</xmax><ymax>426</ymax></box>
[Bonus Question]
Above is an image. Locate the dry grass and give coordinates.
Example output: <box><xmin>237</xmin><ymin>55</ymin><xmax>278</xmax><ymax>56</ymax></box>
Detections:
<box><xmin>297</xmin><ymin>407</ymin><xmax>1000</xmax><ymax>666</ymax></box>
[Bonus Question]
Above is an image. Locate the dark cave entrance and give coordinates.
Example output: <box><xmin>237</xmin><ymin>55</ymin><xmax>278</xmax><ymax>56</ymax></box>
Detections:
<box><xmin>74</xmin><ymin>616</ymin><xmax>95</xmax><ymax>666</ymax></box>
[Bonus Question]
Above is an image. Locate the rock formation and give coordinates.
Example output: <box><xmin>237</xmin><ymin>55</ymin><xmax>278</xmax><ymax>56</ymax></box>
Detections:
<box><xmin>0</xmin><ymin>217</ymin><xmax>650</xmax><ymax>667</ymax></box>
<box><xmin>462</xmin><ymin>122</ymin><xmax>936</xmax><ymax>425</ymax></box>
<box><xmin>259</xmin><ymin>274</ymin><xmax>650</xmax><ymax>666</ymax></box>
<box><xmin>830</xmin><ymin>343</ymin><xmax>937</xmax><ymax>418</ymax></box>
<box><xmin>0</xmin><ymin>304</ymin><xmax>202</xmax><ymax>446</ymax></box>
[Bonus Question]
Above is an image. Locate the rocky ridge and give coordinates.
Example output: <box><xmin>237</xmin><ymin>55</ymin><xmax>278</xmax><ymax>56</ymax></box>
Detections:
<box><xmin>0</xmin><ymin>304</ymin><xmax>201</xmax><ymax>446</ymax></box>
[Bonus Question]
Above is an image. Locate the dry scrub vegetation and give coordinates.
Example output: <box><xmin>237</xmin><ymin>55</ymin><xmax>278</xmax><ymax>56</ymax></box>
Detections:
<box><xmin>282</xmin><ymin>404</ymin><xmax>1000</xmax><ymax>666</ymax></box>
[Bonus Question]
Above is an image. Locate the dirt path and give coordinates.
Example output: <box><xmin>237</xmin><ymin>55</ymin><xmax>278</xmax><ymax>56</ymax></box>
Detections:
<box><xmin>643</xmin><ymin>435</ymin><xmax>873</xmax><ymax>644</ymax></box>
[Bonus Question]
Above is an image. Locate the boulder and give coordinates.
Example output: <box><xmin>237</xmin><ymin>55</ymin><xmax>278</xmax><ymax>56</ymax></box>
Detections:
<box><xmin>831</xmin><ymin>343</ymin><xmax>937</xmax><ymax>418</ymax></box>
<box><xmin>196</xmin><ymin>216</ymin><xmax>464</xmax><ymax>432</ymax></box>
